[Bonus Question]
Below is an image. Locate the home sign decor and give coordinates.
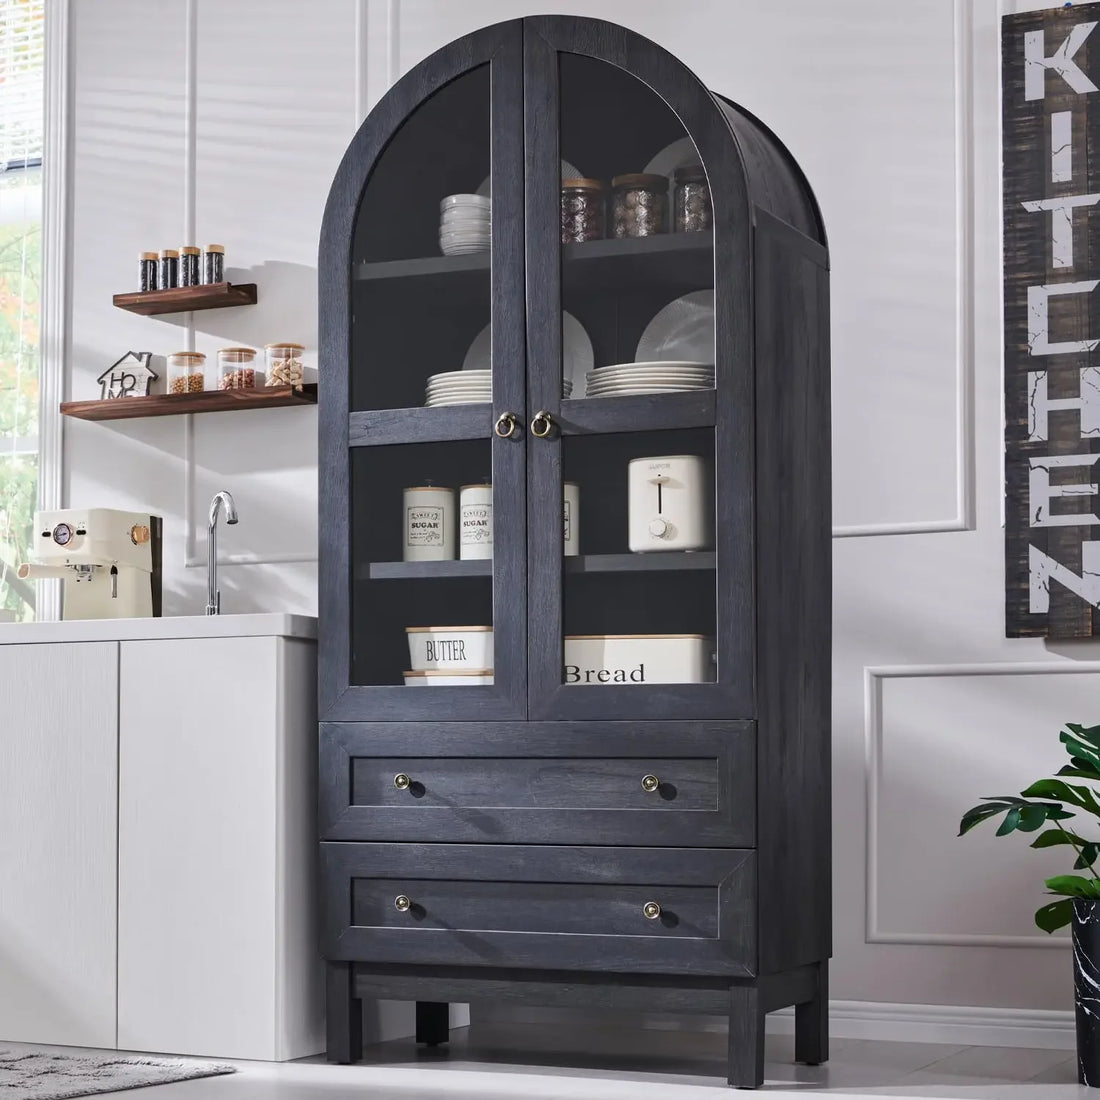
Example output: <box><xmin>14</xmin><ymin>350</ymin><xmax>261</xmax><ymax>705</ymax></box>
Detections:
<box><xmin>97</xmin><ymin>352</ymin><xmax>157</xmax><ymax>399</ymax></box>
<box><xmin>1003</xmin><ymin>6</ymin><xmax>1100</xmax><ymax>637</ymax></box>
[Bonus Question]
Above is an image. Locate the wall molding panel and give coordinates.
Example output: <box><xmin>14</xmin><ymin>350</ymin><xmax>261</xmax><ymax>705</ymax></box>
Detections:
<box><xmin>865</xmin><ymin>661</ymin><xmax>1100</xmax><ymax>949</ymax></box>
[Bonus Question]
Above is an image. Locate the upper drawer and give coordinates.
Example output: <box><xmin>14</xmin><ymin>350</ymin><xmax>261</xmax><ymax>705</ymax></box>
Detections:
<box><xmin>319</xmin><ymin>721</ymin><xmax>754</xmax><ymax>847</ymax></box>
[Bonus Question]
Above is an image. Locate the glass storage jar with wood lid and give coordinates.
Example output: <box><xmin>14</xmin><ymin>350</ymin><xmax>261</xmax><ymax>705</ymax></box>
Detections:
<box><xmin>673</xmin><ymin>164</ymin><xmax>712</xmax><ymax>233</ymax></box>
<box><xmin>167</xmin><ymin>351</ymin><xmax>206</xmax><ymax>394</ymax></box>
<box><xmin>560</xmin><ymin>178</ymin><xmax>604</xmax><ymax>243</ymax></box>
<box><xmin>265</xmin><ymin>342</ymin><xmax>305</xmax><ymax>387</ymax></box>
<box><xmin>217</xmin><ymin>346</ymin><xmax>259</xmax><ymax>390</ymax></box>
<box><xmin>611</xmin><ymin>173</ymin><xmax>668</xmax><ymax>238</ymax></box>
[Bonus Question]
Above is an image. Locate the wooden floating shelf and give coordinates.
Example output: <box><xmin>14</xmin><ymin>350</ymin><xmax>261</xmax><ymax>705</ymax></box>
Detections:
<box><xmin>60</xmin><ymin>384</ymin><xmax>317</xmax><ymax>422</ymax></box>
<box><xmin>363</xmin><ymin>552</ymin><xmax>714</xmax><ymax>581</ymax></box>
<box><xmin>112</xmin><ymin>281</ymin><xmax>258</xmax><ymax>316</ymax></box>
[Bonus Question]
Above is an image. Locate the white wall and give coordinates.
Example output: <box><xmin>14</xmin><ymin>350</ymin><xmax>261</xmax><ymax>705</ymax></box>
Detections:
<box><xmin>65</xmin><ymin>0</ymin><xmax>1100</xmax><ymax>1025</ymax></box>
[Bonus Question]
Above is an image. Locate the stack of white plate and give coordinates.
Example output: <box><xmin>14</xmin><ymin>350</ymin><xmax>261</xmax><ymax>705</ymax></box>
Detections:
<box><xmin>425</xmin><ymin>370</ymin><xmax>573</xmax><ymax>407</ymax></box>
<box><xmin>584</xmin><ymin>361</ymin><xmax>714</xmax><ymax>398</ymax></box>
<box><xmin>439</xmin><ymin>194</ymin><xmax>490</xmax><ymax>256</ymax></box>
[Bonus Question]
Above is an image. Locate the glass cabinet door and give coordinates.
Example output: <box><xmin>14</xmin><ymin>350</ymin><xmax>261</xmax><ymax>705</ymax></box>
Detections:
<box><xmin>329</xmin><ymin>28</ymin><xmax>527</xmax><ymax>721</ymax></box>
<box><xmin>524</xmin><ymin>31</ymin><xmax>754</xmax><ymax>722</ymax></box>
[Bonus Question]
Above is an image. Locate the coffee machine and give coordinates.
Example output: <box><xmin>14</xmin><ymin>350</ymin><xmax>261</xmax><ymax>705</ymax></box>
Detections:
<box><xmin>18</xmin><ymin>508</ymin><xmax>163</xmax><ymax>620</ymax></box>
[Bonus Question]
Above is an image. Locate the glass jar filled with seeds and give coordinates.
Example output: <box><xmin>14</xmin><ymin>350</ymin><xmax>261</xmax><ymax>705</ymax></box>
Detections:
<box><xmin>180</xmin><ymin>246</ymin><xmax>201</xmax><ymax>286</ymax></box>
<box><xmin>217</xmin><ymin>346</ymin><xmax>259</xmax><ymax>390</ymax></box>
<box><xmin>160</xmin><ymin>249</ymin><xmax>179</xmax><ymax>289</ymax></box>
<box><xmin>203</xmin><ymin>244</ymin><xmax>225</xmax><ymax>284</ymax></box>
<box><xmin>167</xmin><ymin>351</ymin><xmax>206</xmax><ymax>394</ymax></box>
<box><xmin>560</xmin><ymin>178</ymin><xmax>604</xmax><ymax>244</ymax></box>
<box><xmin>265</xmin><ymin>342</ymin><xmax>305</xmax><ymax>387</ymax></box>
<box><xmin>611</xmin><ymin>173</ymin><xmax>667</xmax><ymax>238</ymax></box>
<box><xmin>139</xmin><ymin>252</ymin><xmax>158</xmax><ymax>292</ymax></box>
<box><xmin>674</xmin><ymin>164</ymin><xmax>712</xmax><ymax>234</ymax></box>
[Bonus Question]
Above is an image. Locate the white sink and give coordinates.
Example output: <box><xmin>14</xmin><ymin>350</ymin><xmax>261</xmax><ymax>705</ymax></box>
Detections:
<box><xmin>0</xmin><ymin>612</ymin><xmax>317</xmax><ymax>645</ymax></box>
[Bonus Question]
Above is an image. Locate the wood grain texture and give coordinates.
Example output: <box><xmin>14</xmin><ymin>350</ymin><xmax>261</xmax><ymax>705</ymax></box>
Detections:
<box><xmin>728</xmin><ymin>983</ymin><xmax>764</xmax><ymax>1088</ymax></box>
<box><xmin>111</xmin><ymin>280</ymin><xmax>257</xmax><ymax>315</ymax></box>
<box><xmin>61</xmin><ymin>384</ymin><xmax>316</xmax><ymax>421</ymax></box>
<box><xmin>1002</xmin><ymin>6</ymin><xmax>1100</xmax><ymax>638</ymax></box>
<box><xmin>0</xmin><ymin>642</ymin><xmax>118</xmax><ymax>1048</ymax></box>
<box><xmin>319</xmin><ymin>720</ymin><xmax>754</xmax><ymax>848</ymax></box>
<box><xmin>752</xmin><ymin>209</ymin><xmax>832</xmax><ymax>975</ymax></box>
<box><xmin>326</xmin><ymin>962</ymin><xmax>362</xmax><ymax>1064</ymax></box>
<box><xmin>322</xmin><ymin>843</ymin><xmax>755</xmax><ymax>976</ymax></box>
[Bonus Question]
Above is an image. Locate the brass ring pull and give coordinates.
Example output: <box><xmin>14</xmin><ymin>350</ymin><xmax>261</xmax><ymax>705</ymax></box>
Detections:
<box><xmin>643</xmin><ymin>901</ymin><xmax>661</xmax><ymax>920</ymax></box>
<box><xmin>393</xmin><ymin>773</ymin><xmax>411</xmax><ymax>791</ymax></box>
<box><xmin>494</xmin><ymin>412</ymin><xmax>517</xmax><ymax>438</ymax></box>
<box><xmin>394</xmin><ymin>895</ymin><xmax>412</xmax><ymax>912</ymax></box>
<box><xmin>641</xmin><ymin>774</ymin><xmax>659</xmax><ymax>793</ymax></box>
<box><xmin>530</xmin><ymin>411</ymin><xmax>553</xmax><ymax>438</ymax></box>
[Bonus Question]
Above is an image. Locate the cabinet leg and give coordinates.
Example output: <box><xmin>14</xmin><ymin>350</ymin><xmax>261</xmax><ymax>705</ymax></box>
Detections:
<box><xmin>416</xmin><ymin>1001</ymin><xmax>450</xmax><ymax>1046</ymax></box>
<box><xmin>727</xmin><ymin>984</ymin><xmax>764</xmax><ymax>1089</ymax></box>
<box><xmin>795</xmin><ymin>961</ymin><xmax>829</xmax><ymax>1066</ymax></box>
<box><xmin>326</xmin><ymin>962</ymin><xmax>362</xmax><ymax>1064</ymax></box>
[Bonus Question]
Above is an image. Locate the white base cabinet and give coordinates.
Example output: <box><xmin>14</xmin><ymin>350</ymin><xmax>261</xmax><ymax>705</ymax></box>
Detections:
<box><xmin>0</xmin><ymin>616</ymin><xmax>322</xmax><ymax>1061</ymax></box>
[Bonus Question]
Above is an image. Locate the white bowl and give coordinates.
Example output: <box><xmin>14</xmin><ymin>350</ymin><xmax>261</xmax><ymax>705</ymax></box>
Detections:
<box><xmin>441</xmin><ymin>242</ymin><xmax>490</xmax><ymax>256</ymax></box>
<box><xmin>441</xmin><ymin>193</ymin><xmax>491</xmax><ymax>210</ymax></box>
<box><xmin>404</xmin><ymin>669</ymin><xmax>494</xmax><ymax>686</ymax></box>
<box><xmin>563</xmin><ymin>634</ymin><xmax>715</xmax><ymax>685</ymax></box>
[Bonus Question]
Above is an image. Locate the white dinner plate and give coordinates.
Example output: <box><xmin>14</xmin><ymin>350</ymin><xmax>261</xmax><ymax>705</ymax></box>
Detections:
<box><xmin>477</xmin><ymin>160</ymin><xmax>580</xmax><ymax>198</ymax></box>
<box><xmin>591</xmin><ymin>360</ymin><xmax>712</xmax><ymax>374</ymax></box>
<box><xmin>587</xmin><ymin>368</ymin><xmax>713</xmax><ymax>381</ymax></box>
<box><xmin>426</xmin><ymin>395</ymin><xmax>492</xmax><ymax>406</ymax></box>
<box><xmin>463</xmin><ymin>313</ymin><xmax>592</xmax><ymax>392</ymax></box>
<box><xmin>440</xmin><ymin>243</ymin><xmax>489</xmax><ymax>256</ymax></box>
<box><xmin>635</xmin><ymin>290</ymin><xmax>715</xmax><ymax>363</ymax></box>
<box><xmin>587</xmin><ymin>381</ymin><xmax>712</xmax><ymax>392</ymax></box>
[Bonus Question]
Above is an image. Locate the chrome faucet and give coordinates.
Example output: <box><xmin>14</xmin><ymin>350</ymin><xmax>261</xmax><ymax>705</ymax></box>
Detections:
<box><xmin>205</xmin><ymin>490</ymin><xmax>239</xmax><ymax>615</ymax></box>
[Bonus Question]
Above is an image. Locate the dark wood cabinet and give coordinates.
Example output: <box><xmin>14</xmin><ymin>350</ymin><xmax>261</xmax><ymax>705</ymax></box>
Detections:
<box><xmin>319</xmin><ymin>15</ymin><xmax>830</xmax><ymax>1088</ymax></box>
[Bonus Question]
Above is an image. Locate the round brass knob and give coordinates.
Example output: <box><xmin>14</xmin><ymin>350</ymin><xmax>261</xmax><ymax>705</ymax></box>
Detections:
<box><xmin>393</xmin><ymin>773</ymin><xmax>411</xmax><ymax>791</ymax></box>
<box><xmin>494</xmin><ymin>412</ymin><xmax>517</xmax><ymax>438</ymax></box>
<box><xmin>394</xmin><ymin>895</ymin><xmax>412</xmax><ymax>912</ymax></box>
<box><xmin>643</xmin><ymin>901</ymin><xmax>661</xmax><ymax>920</ymax></box>
<box><xmin>530</xmin><ymin>411</ymin><xmax>553</xmax><ymax>438</ymax></box>
<box><xmin>641</xmin><ymin>774</ymin><xmax>659</xmax><ymax>793</ymax></box>
<box><xmin>130</xmin><ymin>524</ymin><xmax>151</xmax><ymax>545</ymax></box>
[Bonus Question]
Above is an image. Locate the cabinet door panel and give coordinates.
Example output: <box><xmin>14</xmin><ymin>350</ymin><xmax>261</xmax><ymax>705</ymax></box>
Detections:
<box><xmin>0</xmin><ymin>642</ymin><xmax>118</xmax><ymax>1047</ymax></box>
<box><xmin>323</xmin><ymin>842</ymin><xmax>755</xmax><ymax>976</ymax></box>
<box><xmin>320</xmin><ymin>720</ymin><xmax>754</xmax><ymax>846</ymax></box>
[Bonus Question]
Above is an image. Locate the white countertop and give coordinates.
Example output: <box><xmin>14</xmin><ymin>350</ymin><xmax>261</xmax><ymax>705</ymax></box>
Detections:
<box><xmin>0</xmin><ymin>613</ymin><xmax>317</xmax><ymax>645</ymax></box>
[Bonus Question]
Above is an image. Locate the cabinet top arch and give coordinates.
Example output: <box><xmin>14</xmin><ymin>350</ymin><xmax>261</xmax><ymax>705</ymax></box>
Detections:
<box><xmin>320</xmin><ymin>15</ymin><xmax>825</xmax><ymax>260</ymax></box>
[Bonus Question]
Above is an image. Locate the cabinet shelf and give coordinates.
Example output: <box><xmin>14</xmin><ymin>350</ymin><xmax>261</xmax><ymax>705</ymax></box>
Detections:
<box><xmin>112</xmin><ymin>281</ymin><xmax>258</xmax><ymax>316</ymax></box>
<box><xmin>60</xmin><ymin>385</ymin><xmax>317</xmax><ymax>421</ymax></box>
<box><xmin>355</xmin><ymin>234</ymin><xmax>712</xmax><ymax>295</ymax></box>
<box><xmin>362</xmin><ymin>552</ymin><xmax>715</xmax><ymax>581</ymax></box>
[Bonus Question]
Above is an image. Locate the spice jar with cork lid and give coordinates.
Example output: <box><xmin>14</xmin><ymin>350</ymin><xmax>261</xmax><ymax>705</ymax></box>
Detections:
<box><xmin>139</xmin><ymin>252</ymin><xmax>158</xmax><ymax>292</ymax></box>
<box><xmin>611</xmin><ymin>173</ymin><xmax>668</xmax><ymax>238</ymax></box>
<box><xmin>203</xmin><ymin>244</ymin><xmax>225</xmax><ymax>285</ymax></box>
<box><xmin>217</xmin><ymin>347</ymin><xmax>259</xmax><ymax>390</ymax></box>
<box><xmin>560</xmin><ymin>178</ymin><xmax>604</xmax><ymax>244</ymax></box>
<box><xmin>180</xmin><ymin>246</ymin><xmax>201</xmax><ymax>286</ymax></box>
<box><xmin>167</xmin><ymin>351</ymin><xmax>206</xmax><ymax>394</ymax></box>
<box><xmin>673</xmin><ymin>164</ymin><xmax>712</xmax><ymax>234</ymax></box>
<box><xmin>160</xmin><ymin>249</ymin><xmax>179</xmax><ymax>289</ymax></box>
<box><xmin>265</xmin><ymin>343</ymin><xmax>305</xmax><ymax>388</ymax></box>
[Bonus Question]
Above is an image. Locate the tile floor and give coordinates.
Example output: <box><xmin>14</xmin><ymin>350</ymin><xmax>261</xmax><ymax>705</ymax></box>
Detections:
<box><xmin>6</xmin><ymin>1021</ymin><xmax>1092</xmax><ymax>1098</ymax></box>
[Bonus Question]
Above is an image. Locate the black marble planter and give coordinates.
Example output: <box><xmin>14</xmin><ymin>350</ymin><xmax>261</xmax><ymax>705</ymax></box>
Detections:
<box><xmin>1073</xmin><ymin>898</ymin><xmax>1100</xmax><ymax>1086</ymax></box>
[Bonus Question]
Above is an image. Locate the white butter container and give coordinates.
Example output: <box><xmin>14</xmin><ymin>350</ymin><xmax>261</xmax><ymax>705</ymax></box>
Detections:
<box><xmin>406</xmin><ymin>625</ymin><xmax>493</xmax><ymax>671</ymax></box>
<box><xmin>404</xmin><ymin>669</ymin><xmax>494</xmax><ymax>687</ymax></box>
<box><xmin>563</xmin><ymin>634</ymin><xmax>715</xmax><ymax>685</ymax></box>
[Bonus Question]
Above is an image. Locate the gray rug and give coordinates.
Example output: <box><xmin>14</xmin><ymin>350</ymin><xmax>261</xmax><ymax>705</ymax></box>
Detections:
<box><xmin>0</xmin><ymin>1049</ymin><xmax>235</xmax><ymax>1098</ymax></box>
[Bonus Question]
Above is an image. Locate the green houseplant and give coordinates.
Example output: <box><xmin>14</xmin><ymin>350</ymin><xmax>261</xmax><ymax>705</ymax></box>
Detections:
<box><xmin>958</xmin><ymin>721</ymin><xmax>1100</xmax><ymax>933</ymax></box>
<box><xmin>960</xmin><ymin>721</ymin><xmax>1100</xmax><ymax>1087</ymax></box>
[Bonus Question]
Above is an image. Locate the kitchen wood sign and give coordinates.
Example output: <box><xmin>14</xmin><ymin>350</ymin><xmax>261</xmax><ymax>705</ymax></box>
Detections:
<box><xmin>1004</xmin><ymin>5</ymin><xmax>1100</xmax><ymax>637</ymax></box>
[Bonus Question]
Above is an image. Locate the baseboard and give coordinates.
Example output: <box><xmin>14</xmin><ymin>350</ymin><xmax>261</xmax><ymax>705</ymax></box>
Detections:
<box><xmin>473</xmin><ymin>1000</ymin><xmax>1076</xmax><ymax>1051</ymax></box>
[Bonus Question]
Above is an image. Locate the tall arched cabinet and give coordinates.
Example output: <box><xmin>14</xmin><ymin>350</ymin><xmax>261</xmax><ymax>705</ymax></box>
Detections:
<box><xmin>318</xmin><ymin>16</ymin><xmax>830</xmax><ymax>1089</ymax></box>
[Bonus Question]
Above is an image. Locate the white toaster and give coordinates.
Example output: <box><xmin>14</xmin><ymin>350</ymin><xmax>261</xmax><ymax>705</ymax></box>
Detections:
<box><xmin>628</xmin><ymin>454</ymin><xmax>709</xmax><ymax>552</ymax></box>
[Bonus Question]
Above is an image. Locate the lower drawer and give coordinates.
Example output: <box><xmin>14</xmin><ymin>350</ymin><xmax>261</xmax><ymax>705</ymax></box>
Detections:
<box><xmin>322</xmin><ymin>843</ymin><xmax>755</xmax><ymax>977</ymax></box>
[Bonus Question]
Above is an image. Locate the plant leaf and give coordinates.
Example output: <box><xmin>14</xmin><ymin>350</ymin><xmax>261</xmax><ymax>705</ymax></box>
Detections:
<box><xmin>1022</xmin><ymin>779</ymin><xmax>1100</xmax><ymax>817</ymax></box>
<box><xmin>1060</xmin><ymin>728</ymin><xmax>1100</xmax><ymax>773</ymax></box>
<box><xmin>1044</xmin><ymin>874</ymin><xmax>1100</xmax><ymax>899</ymax></box>
<box><xmin>1031</xmin><ymin>829</ymin><xmax>1083</xmax><ymax>849</ymax></box>
<box><xmin>959</xmin><ymin>801</ymin><xmax>1016</xmax><ymax>836</ymax></box>
<box><xmin>1076</xmin><ymin>843</ymin><xmax>1100</xmax><ymax>870</ymax></box>
<box><xmin>1017</xmin><ymin>803</ymin><xmax>1050</xmax><ymax>831</ymax></box>
<box><xmin>1058</xmin><ymin>765</ymin><xmax>1100</xmax><ymax>781</ymax></box>
<box><xmin>1036</xmin><ymin>898</ymin><xmax>1074</xmax><ymax>933</ymax></box>
<box><xmin>997</xmin><ymin>807</ymin><xmax>1022</xmax><ymax>836</ymax></box>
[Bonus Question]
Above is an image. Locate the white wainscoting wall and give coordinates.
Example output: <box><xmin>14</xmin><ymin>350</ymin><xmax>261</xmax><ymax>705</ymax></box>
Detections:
<box><xmin>62</xmin><ymin>0</ymin><xmax>1100</xmax><ymax>1043</ymax></box>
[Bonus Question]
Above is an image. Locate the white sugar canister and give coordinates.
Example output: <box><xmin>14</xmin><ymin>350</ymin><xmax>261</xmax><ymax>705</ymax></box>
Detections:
<box><xmin>563</xmin><ymin>481</ymin><xmax>580</xmax><ymax>557</ymax></box>
<box><xmin>459</xmin><ymin>481</ymin><xmax>493</xmax><ymax>560</ymax></box>
<box><xmin>403</xmin><ymin>485</ymin><xmax>454</xmax><ymax>561</ymax></box>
